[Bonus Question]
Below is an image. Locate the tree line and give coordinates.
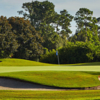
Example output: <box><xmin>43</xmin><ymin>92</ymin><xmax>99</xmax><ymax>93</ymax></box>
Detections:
<box><xmin>0</xmin><ymin>16</ymin><xmax>43</xmax><ymax>60</ymax></box>
<box><xmin>0</xmin><ymin>0</ymin><xmax>100</xmax><ymax>63</ymax></box>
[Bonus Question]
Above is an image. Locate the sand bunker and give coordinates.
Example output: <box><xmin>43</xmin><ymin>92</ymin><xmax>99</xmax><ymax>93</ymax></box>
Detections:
<box><xmin>0</xmin><ymin>77</ymin><xmax>100</xmax><ymax>90</ymax></box>
<box><xmin>0</xmin><ymin>77</ymin><xmax>62</xmax><ymax>90</ymax></box>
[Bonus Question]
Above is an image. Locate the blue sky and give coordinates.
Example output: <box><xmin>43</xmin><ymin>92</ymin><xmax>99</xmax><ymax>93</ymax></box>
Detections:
<box><xmin>0</xmin><ymin>0</ymin><xmax>100</xmax><ymax>35</ymax></box>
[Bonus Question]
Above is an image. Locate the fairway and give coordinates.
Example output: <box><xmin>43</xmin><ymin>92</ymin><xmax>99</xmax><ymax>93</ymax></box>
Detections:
<box><xmin>0</xmin><ymin>65</ymin><xmax>100</xmax><ymax>73</ymax></box>
<box><xmin>0</xmin><ymin>90</ymin><xmax>100</xmax><ymax>100</ymax></box>
<box><xmin>0</xmin><ymin>59</ymin><xmax>100</xmax><ymax>99</ymax></box>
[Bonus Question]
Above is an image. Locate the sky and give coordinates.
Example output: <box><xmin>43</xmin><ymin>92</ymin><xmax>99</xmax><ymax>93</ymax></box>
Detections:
<box><xmin>0</xmin><ymin>0</ymin><xmax>100</xmax><ymax>35</ymax></box>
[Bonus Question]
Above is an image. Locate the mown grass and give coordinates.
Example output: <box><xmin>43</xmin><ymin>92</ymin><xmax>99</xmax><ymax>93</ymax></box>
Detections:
<box><xmin>0</xmin><ymin>58</ymin><xmax>55</xmax><ymax>66</ymax></box>
<box><xmin>0</xmin><ymin>58</ymin><xmax>100</xmax><ymax>66</ymax></box>
<box><xmin>0</xmin><ymin>90</ymin><xmax>100</xmax><ymax>100</ymax></box>
<box><xmin>63</xmin><ymin>62</ymin><xmax>100</xmax><ymax>66</ymax></box>
<box><xmin>0</xmin><ymin>71</ymin><xmax>100</xmax><ymax>88</ymax></box>
<box><xmin>0</xmin><ymin>58</ymin><xmax>100</xmax><ymax>100</ymax></box>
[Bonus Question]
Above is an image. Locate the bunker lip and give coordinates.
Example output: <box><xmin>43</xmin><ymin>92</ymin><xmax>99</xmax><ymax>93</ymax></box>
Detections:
<box><xmin>0</xmin><ymin>77</ymin><xmax>100</xmax><ymax>90</ymax></box>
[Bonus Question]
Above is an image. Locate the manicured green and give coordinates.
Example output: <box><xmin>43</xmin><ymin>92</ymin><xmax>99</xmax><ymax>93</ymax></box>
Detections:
<box><xmin>1</xmin><ymin>65</ymin><xmax>100</xmax><ymax>74</ymax></box>
<box><xmin>0</xmin><ymin>90</ymin><xmax>100</xmax><ymax>100</ymax></box>
<box><xmin>0</xmin><ymin>71</ymin><xmax>100</xmax><ymax>88</ymax></box>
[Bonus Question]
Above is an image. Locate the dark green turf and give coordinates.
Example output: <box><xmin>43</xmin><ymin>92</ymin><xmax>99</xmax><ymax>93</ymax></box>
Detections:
<box><xmin>0</xmin><ymin>71</ymin><xmax>100</xmax><ymax>88</ymax></box>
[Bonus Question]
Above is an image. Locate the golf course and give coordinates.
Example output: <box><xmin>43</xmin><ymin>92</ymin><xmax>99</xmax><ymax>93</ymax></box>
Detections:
<box><xmin>0</xmin><ymin>58</ymin><xmax>100</xmax><ymax>100</ymax></box>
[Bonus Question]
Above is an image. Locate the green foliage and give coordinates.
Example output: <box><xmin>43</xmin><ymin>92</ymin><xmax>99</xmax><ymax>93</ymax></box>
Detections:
<box><xmin>74</xmin><ymin>8</ymin><xmax>99</xmax><ymax>42</ymax></box>
<box><xmin>18</xmin><ymin>0</ymin><xmax>55</xmax><ymax>29</ymax></box>
<box><xmin>0</xmin><ymin>16</ymin><xmax>44</xmax><ymax>60</ymax></box>
<box><xmin>18</xmin><ymin>1</ymin><xmax>73</xmax><ymax>50</ymax></box>
<box><xmin>8</xmin><ymin>17</ymin><xmax>43</xmax><ymax>60</ymax></box>
<box><xmin>40</xmin><ymin>49</ymin><xmax>57</xmax><ymax>64</ymax></box>
<box><xmin>0</xmin><ymin>16</ymin><xmax>18</xmax><ymax>58</ymax></box>
<box><xmin>40</xmin><ymin>42</ymin><xmax>100</xmax><ymax>64</ymax></box>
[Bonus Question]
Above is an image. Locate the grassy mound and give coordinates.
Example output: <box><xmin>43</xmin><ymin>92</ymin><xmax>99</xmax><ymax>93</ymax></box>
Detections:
<box><xmin>0</xmin><ymin>58</ymin><xmax>55</xmax><ymax>66</ymax></box>
<box><xmin>0</xmin><ymin>58</ymin><xmax>100</xmax><ymax>66</ymax></box>
<box><xmin>0</xmin><ymin>58</ymin><xmax>100</xmax><ymax>88</ymax></box>
<box><xmin>0</xmin><ymin>71</ymin><xmax>100</xmax><ymax>88</ymax></box>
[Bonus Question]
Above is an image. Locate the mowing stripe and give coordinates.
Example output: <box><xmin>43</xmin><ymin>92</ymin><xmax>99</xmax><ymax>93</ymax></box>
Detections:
<box><xmin>0</xmin><ymin>65</ymin><xmax>100</xmax><ymax>73</ymax></box>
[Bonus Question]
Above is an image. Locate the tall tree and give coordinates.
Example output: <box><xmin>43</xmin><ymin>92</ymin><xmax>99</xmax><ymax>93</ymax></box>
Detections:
<box><xmin>0</xmin><ymin>16</ymin><xmax>18</xmax><ymax>58</ymax></box>
<box><xmin>8</xmin><ymin>17</ymin><xmax>43</xmax><ymax>60</ymax></box>
<box><xmin>97</xmin><ymin>17</ymin><xmax>100</xmax><ymax>41</ymax></box>
<box><xmin>74</xmin><ymin>8</ymin><xmax>98</xmax><ymax>42</ymax></box>
<box><xmin>53</xmin><ymin>9</ymin><xmax>73</xmax><ymax>38</ymax></box>
<box><xmin>18</xmin><ymin>0</ymin><xmax>55</xmax><ymax>30</ymax></box>
<box><xmin>18</xmin><ymin>1</ymin><xmax>73</xmax><ymax>50</ymax></box>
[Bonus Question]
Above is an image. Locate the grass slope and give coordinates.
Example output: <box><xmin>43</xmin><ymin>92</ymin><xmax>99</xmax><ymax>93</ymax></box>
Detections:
<box><xmin>0</xmin><ymin>71</ymin><xmax>100</xmax><ymax>88</ymax></box>
<box><xmin>0</xmin><ymin>58</ymin><xmax>100</xmax><ymax>66</ymax></box>
<box><xmin>0</xmin><ymin>58</ymin><xmax>100</xmax><ymax>88</ymax></box>
<box><xmin>0</xmin><ymin>90</ymin><xmax>100</xmax><ymax>100</ymax></box>
<box><xmin>0</xmin><ymin>58</ymin><xmax>55</xmax><ymax>66</ymax></box>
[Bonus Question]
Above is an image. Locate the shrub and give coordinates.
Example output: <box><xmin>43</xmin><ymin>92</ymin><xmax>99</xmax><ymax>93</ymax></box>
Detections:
<box><xmin>40</xmin><ymin>42</ymin><xmax>99</xmax><ymax>64</ymax></box>
<box><xmin>40</xmin><ymin>49</ymin><xmax>58</xmax><ymax>64</ymax></box>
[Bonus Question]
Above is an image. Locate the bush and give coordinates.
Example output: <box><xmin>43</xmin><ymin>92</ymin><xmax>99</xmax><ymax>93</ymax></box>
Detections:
<box><xmin>40</xmin><ymin>49</ymin><xmax>58</xmax><ymax>64</ymax></box>
<box><xmin>40</xmin><ymin>42</ymin><xmax>99</xmax><ymax>64</ymax></box>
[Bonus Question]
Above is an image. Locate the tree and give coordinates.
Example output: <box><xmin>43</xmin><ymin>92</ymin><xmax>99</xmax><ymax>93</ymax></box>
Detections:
<box><xmin>18</xmin><ymin>1</ymin><xmax>73</xmax><ymax>50</ymax></box>
<box><xmin>74</xmin><ymin>8</ymin><xmax>98</xmax><ymax>42</ymax></box>
<box><xmin>8</xmin><ymin>17</ymin><xmax>43</xmax><ymax>60</ymax></box>
<box><xmin>0</xmin><ymin>16</ymin><xmax>18</xmax><ymax>58</ymax></box>
<box><xmin>18</xmin><ymin>0</ymin><xmax>55</xmax><ymax>30</ymax></box>
<box><xmin>53</xmin><ymin>9</ymin><xmax>73</xmax><ymax>38</ymax></box>
<box><xmin>96</xmin><ymin>17</ymin><xmax>100</xmax><ymax>41</ymax></box>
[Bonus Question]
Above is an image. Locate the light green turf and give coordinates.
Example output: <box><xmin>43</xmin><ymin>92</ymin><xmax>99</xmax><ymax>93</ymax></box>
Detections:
<box><xmin>0</xmin><ymin>65</ymin><xmax>100</xmax><ymax>73</ymax></box>
<box><xmin>0</xmin><ymin>58</ymin><xmax>100</xmax><ymax>73</ymax></box>
<box><xmin>1</xmin><ymin>58</ymin><xmax>100</xmax><ymax>73</ymax></box>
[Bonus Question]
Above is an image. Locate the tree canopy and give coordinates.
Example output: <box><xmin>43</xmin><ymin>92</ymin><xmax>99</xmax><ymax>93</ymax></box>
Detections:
<box><xmin>0</xmin><ymin>0</ymin><xmax>100</xmax><ymax>63</ymax></box>
<box><xmin>0</xmin><ymin>16</ymin><xmax>18</xmax><ymax>58</ymax></box>
<box><xmin>18</xmin><ymin>0</ymin><xmax>73</xmax><ymax>50</ymax></box>
<box><xmin>73</xmin><ymin>8</ymin><xmax>99</xmax><ymax>42</ymax></box>
<box><xmin>8</xmin><ymin>17</ymin><xmax>43</xmax><ymax>60</ymax></box>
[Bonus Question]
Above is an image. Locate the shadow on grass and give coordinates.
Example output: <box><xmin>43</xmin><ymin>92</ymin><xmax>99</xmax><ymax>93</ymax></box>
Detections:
<box><xmin>84</xmin><ymin>71</ymin><xmax>100</xmax><ymax>75</ymax></box>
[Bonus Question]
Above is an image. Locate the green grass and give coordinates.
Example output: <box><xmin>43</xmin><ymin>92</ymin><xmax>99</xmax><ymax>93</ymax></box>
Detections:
<box><xmin>0</xmin><ymin>59</ymin><xmax>100</xmax><ymax>88</ymax></box>
<box><xmin>0</xmin><ymin>58</ymin><xmax>100</xmax><ymax>100</ymax></box>
<box><xmin>63</xmin><ymin>62</ymin><xmax>100</xmax><ymax>66</ymax></box>
<box><xmin>1</xmin><ymin>65</ymin><xmax>100</xmax><ymax>73</ymax></box>
<box><xmin>0</xmin><ymin>90</ymin><xmax>100</xmax><ymax>100</ymax></box>
<box><xmin>0</xmin><ymin>71</ymin><xmax>100</xmax><ymax>88</ymax></box>
<box><xmin>0</xmin><ymin>58</ymin><xmax>100</xmax><ymax>66</ymax></box>
<box><xmin>0</xmin><ymin>58</ymin><xmax>55</xmax><ymax>66</ymax></box>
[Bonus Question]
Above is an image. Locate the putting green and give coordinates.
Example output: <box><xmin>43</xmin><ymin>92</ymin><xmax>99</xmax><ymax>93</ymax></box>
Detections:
<box><xmin>0</xmin><ymin>65</ymin><xmax>100</xmax><ymax>73</ymax></box>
